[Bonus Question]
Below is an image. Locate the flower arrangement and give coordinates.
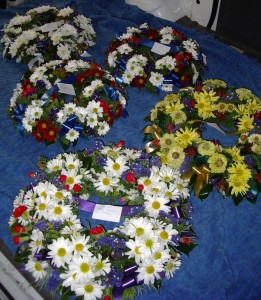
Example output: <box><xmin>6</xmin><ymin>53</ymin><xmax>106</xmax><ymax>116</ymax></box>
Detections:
<box><xmin>105</xmin><ymin>23</ymin><xmax>207</xmax><ymax>94</ymax></box>
<box><xmin>1</xmin><ymin>5</ymin><xmax>96</xmax><ymax>66</ymax></box>
<box><xmin>9</xmin><ymin>140</ymin><xmax>196</xmax><ymax>300</ymax></box>
<box><xmin>8</xmin><ymin>60</ymin><xmax>128</xmax><ymax>149</ymax></box>
<box><xmin>144</xmin><ymin>79</ymin><xmax>261</xmax><ymax>205</ymax></box>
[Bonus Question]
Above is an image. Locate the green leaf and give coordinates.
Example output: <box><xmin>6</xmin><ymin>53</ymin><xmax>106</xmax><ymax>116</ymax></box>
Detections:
<box><xmin>232</xmin><ymin>194</ymin><xmax>245</xmax><ymax>206</ymax></box>
<box><xmin>154</xmin><ymin>279</ymin><xmax>162</xmax><ymax>291</ymax></box>
<box><xmin>177</xmin><ymin>242</ymin><xmax>197</xmax><ymax>255</ymax></box>
<box><xmin>198</xmin><ymin>183</ymin><xmax>213</xmax><ymax>200</ymax></box>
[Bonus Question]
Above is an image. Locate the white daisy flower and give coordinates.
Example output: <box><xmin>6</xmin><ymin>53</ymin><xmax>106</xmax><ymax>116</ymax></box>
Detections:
<box><xmin>65</xmin><ymin>128</ymin><xmax>80</xmax><ymax>142</ymax></box>
<box><xmin>34</xmin><ymin>181</ymin><xmax>55</xmax><ymax>198</ymax></box>
<box><xmin>97</xmin><ymin>121</ymin><xmax>110</xmax><ymax>136</ymax></box>
<box><xmin>91</xmin><ymin>79</ymin><xmax>103</xmax><ymax>90</ymax></box>
<box><xmin>121</xmin><ymin>217</ymin><xmax>153</xmax><ymax>238</ymax></box>
<box><xmin>25</xmin><ymin>256</ymin><xmax>48</xmax><ymax>281</ymax></box>
<box><xmin>86</xmin><ymin>100</ymin><xmax>103</xmax><ymax>117</ymax></box>
<box><xmin>175</xmin><ymin>178</ymin><xmax>190</xmax><ymax>199</ymax></box>
<box><xmin>159</xmin><ymin>26</ymin><xmax>173</xmax><ymax>35</ymax></box>
<box><xmin>156</xmin><ymin>223</ymin><xmax>178</xmax><ymax>244</ymax></box>
<box><xmin>46</xmin><ymin>158</ymin><xmax>63</xmax><ymax>173</ymax></box>
<box><xmin>33</xmin><ymin>195</ymin><xmax>53</xmax><ymax>219</ymax></box>
<box><xmin>164</xmin><ymin>182</ymin><xmax>180</xmax><ymax>200</ymax></box>
<box><xmin>75</xmin><ymin>106</ymin><xmax>88</xmax><ymax>122</ymax></box>
<box><xmin>122</xmin><ymin>71</ymin><xmax>134</xmax><ymax>84</ymax></box>
<box><xmin>50</xmin><ymin>31</ymin><xmax>62</xmax><ymax>45</ymax></box>
<box><xmin>29</xmin><ymin>106</ymin><xmax>43</xmax><ymax>120</ymax></box>
<box><xmin>164</xmin><ymin>255</ymin><xmax>181</xmax><ymax>279</ymax></box>
<box><xmin>73</xmin><ymin>280</ymin><xmax>104</xmax><ymax>300</ymax></box>
<box><xmin>71</xmin><ymin>235</ymin><xmax>92</xmax><ymax>258</ymax></box>
<box><xmin>29</xmin><ymin>229</ymin><xmax>44</xmax><ymax>254</ymax></box>
<box><xmin>125</xmin><ymin>239</ymin><xmax>143</xmax><ymax>264</ymax></box>
<box><xmin>61</xmin><ymin>169</ymin><xmax>83</xmax><ymax>189</ymax></box>
<box><xmin>92</xmin><ymin>254</ymin><xmax>111</xmax><ymax>276</ymax></box>
<box><xmin>48</xmin><ymin>236</ymin><xmax>73</xmax><ymax>268</ymax></box>
<box><xmin>63</xmin><ymin>102</ymin><xmax>76</xmax><ymax>115</ymax></box>
<box><xmin>93</xmin><ymin>172</ymin><xmax>119</xmax><ymax>194</ymax></box>
<box><xmin>144</xmin><ymin>194</ymin><xmax>170</xmax><ymax>218</ymax></box>
<box><xmin>149</xmin><ymin>72</ymin><xmax>164</xmax><ymax>87</ymax></box>
<box><xmin>57</xmin><ymin>44</ymin><xmax>71</xmax><ymax>60</ymax></box>
<box><xmin>137</xmin><ymin>173</ymin><xmax>160</xmax><ymax>193</ymax></box>
<box><xmin>153</xmin><ymin>247</ymin><xmax>171</xmax><ymax>264</ymax></box>
<box><xmin>139</xmin><ymin>231</ymin><xmax>161</xmax><ymax>256</ymax></box>
<box><xmin>108</xmin><ymin>51</ymin><xmax>117</xmax><ymax>67</ymax></box>
<box><xmin>59</xmin><ymin>24</ymin><xmax>77</xmax><ymax>38</ymax></box>
<box><xmin>63</xmin><ymin>153</ymin><xmax>82</xmax><ymax>170</ymax></box>
<box><xmin>60</xmin><ymin>267</ymin><xmax>78</xmax><ymax>289</ymax></box>
<box><xmin>60</xmin><ymin>216</ymin><xmax>83</xmax><ymax>236</ymax></box>
<box><xmin>160</xmin><ymin>33</ymin><xmax>173</xmax><ymax>44</ymax></box>
<box><xmin>57</xmin><ymin>6</ymin><xmax>74</xmax><ymax>17</ymax></box>
<box><xmin>86</xmin><ymin>113</ymin><xmax>98</xmax><ymax>129</ymax></box>
<box><xmin>22</xmin><ymin>117</ymin><xmax>34</xmax><ymax>132</ymax></box>
<box><xmin>47</xmin><ymin>203</ymin><xmax>73</xmax><ymax>222</ymax></box>
<box><xmin>48</xmin><ymin>185</ymin><xmax>71</xmax><ymax>202</ymax></box>
<box><xmin>117</xmin><ymin>44</ymin><xmax>133</xmax><ymax>55</ymax></box>
<box><xmin>104</xmin><ymin>156</ymin><xmax>129</xmax><ymax>177</ymax></box>
<box><xmin>137</xmin><ymin>259</ymin><xmax>164</xmax><ymax>285</ymax></box>
<box><xmin>68</xmin><ymin>256</ymin><xmax>95</xmax><ymax>281</ymax></box>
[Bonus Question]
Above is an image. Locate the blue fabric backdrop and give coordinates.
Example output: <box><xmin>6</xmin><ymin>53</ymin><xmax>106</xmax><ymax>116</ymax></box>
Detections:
<box><xmin>0</xmin><ymin>0</ymin><xmax>260</xmax><ymax>299</ymax></box>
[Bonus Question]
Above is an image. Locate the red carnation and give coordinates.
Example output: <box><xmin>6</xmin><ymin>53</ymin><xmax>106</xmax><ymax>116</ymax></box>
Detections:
<box><xmin>133</xmin><ymin>76</ymin><xmax>147</xmax><ymax>89</ymax></box>
<box><xmin>42</xmin><ymin>125</ymin><xmax>59</xmax><ymax>143</ymax></box>
<box><xmin>115</xmin><ymin>140</ymin><xmax>125</xmax><ymax>148</ymax></box>
<box><xmin>63</xmin><ymin>185</ymin><xmax>70</xmax><ymax>190</ymax></box>
<box><xmin>146</xmin><ymin>29</ymin><xmax>159</xmax><ymax>40</ymax></box>
<box><xmin>13</xmin><ymin>205</ymin><xmax>27</xmax><ymax>218</ymax></box>
<box><xmin>73</xmin><ymin>184</ymin><xmax>81</xmax><ymax>193</ymax></box>
<box><xmin>100</xmin><ymin>100</ymin><xmax>110</xmax><ymax>115</ymax></box>
<box><xmin>13</xmin><ymin>225</ymin><xmax>25</xmax><ymax>233</ymax></box>
<box><xmin>90</xmin><ymin>225</ymin><xmax>104</xmax><ymax>235</ymax></box>
<box><xmin>125</xmin><ymin>172</ymin><xmax>137</xmax><ymax>183</ymax></box>
<box><xmin>59</xmin><ymin>174</ymin><xmax>67</xmax><ymax>182</ymax></box>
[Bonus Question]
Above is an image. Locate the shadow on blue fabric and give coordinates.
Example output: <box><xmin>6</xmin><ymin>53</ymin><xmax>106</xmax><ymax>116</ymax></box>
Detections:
<box><xmin>0</xmin><ymin>0</ymin><xmax>260</xmax><ymax>299</ymax></box>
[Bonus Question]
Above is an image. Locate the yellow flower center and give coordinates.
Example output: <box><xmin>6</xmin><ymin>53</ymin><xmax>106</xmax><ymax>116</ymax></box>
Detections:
<box><xmin>134</xmin><ymin>247</ymin><xmax>141</xmax><ymax>255</ymax></box>
<box><xmin>38</xmin><ymin>203</ymin><xmax>46</xmax><ymax>211</ymax></box>
<box><xmin>54</xmin><ymin>206</ymin><xmax>62</xmax><ymax>215</ymax></box>
<box><xmin>146</xmin><ymin>266</ymin><xmax>155</xmax><ymax>274</ymax></box>
<box><xmin>68</xmin><ymin>164</ymin><xmax>75</xmax><ymax>170</ymax></box>
<box><xmin>113</xmin><ymin>163</ymin><xmax>120</xmax><ymax>171</ymax></box>
<box><xmin>67</xmin><ymin>177</ymin><xmax>75</xmax><ymax>185</ymax></box>
<box><xmin>152</xmin><ymin>201</ymin><xmax>160</xmax><ymax>210</ymax></box>
<box><xmin>145</xmin><ymin>239</ymin><xmax>153</xmax><ymax>248</ymax></box>
<box><xmin>165</xmin><ymin>138</ymin><xmax>172</xmax><ymax>145</ymax></box>
<box><xmin>34</xmin><ymin>262</ymin><xmax>42</xmax><ymax>271</ymax></box>
<box><xmin>35</xmin><ymin>240</ymin><xmax>41</xmax><ymax>246</ymax></box>
<box><xmin>136</xmin><ymin>227</ymin><xmax>144</xmax><ymax>236</ymax></box>
<box><xmin>167</xmin><ymin>262</ymin><xmax>174</xmax><ymax>270</ymax></box>
<box><xmin>154</xmin><ymin>252</ymin><xmax>162</xmax><ymax>260</ymax></box>
<box><xmin>55</xmin><ymin>191</ymin><xmax>63</xmax><ymax>200</ymax></box>
<box><xmin>177</xmin><ymin>183</ymin><xmax>184</xmax><ymax>190</ymax></box>
<box><xmin>80</xmin><ymin>263</ymin><xmax>90</xmax><ymax>273</ymax></box>
<box><xmin>57</xmin><ymin>248</ymin><xmax>66</xmax><ymax>257</ymax></box>
<box><xmin>172</xmin><ymin>152</ymin><xmax>179</xmax><ymax>159</ymax></box>
<box><xmin>144</xmin><ymin>178</ymin><xmax>151</xmax><ymax>186</ymax></box>
<box><xmin>41</xmin><ymin>191</ymin><xmax>47</xmax><ymax>198</ymax></box>
<box><xmin>75</xmin><ymin>243</ymin><xmax>84</xmax><ymax>252</ymax></box>
<box><xmin>96</xmin><ymin>261</ymin><xmax>104</xmax><ymax>270</ymax></box>
<box><xmin>84</xmin><ymin>284</ymin><xmax>94</xmax><ymax>293</ymax></box>
<box><xmin>160</xmin><ymin>231</ymin><xmax>169</xmax><ymax>240</ymax></box>
<box><xmin>102</xmin><ymin>178</ymin><xmax>110</xmax><ymax>186</ymax></box>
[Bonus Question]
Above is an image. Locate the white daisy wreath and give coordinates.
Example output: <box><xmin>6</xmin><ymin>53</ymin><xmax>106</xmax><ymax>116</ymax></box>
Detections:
<box><xmin>9</xmin><ymin>140</ymin><xmax>196</xmax><ymax>300</ymax></box>
<box><xmin>106</xmin><ymin>23</ymin><xmax>207</xmax><ymax>94</ymax></box>
<box><xmin>1</xmin><ymin>5</ymin><xmax>96</xmax><ymax>67</ymax></box>
<box><xmin>8</xmin><ymin>60</ymin><xmax>128</xmax><ymax>149</ymax></box>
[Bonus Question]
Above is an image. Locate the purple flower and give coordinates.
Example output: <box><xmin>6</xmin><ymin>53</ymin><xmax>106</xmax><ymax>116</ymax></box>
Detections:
<box><xmin>34</xmin><ymin>220</ymin><xmax>47</xmax><ymax>231</ymax></box>
<box><xmin>45</xmin><ymin>269</ymin><xmax>61</xmax><ymax>292</ymax></box>
<box><xmin>97</xmin><ymin>155</ymin><xmax>106</xmax><ymax>167</ymax></box>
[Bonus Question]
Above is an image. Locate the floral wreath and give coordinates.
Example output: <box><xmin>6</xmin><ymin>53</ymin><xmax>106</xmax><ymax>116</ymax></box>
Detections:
<box><xmin>9</xmin><ymin>140</ymin><xmax>196</xmax><ymax>300</ymax></box>
<box><xmin>105</xmin><ymin>23</ymin><xmax>207</xmax><ymax>94</ymax></box>
<box><xmin>8</xmin><ymin>60</ymin><xmax>128</xmax><ymax>149</ymax></box>
<box><xmin>1</xmin><ymin>5</ymin><xmax>96</xmax><ymax>67</ymax></box>
<box><xmin>144</xmin><ymin>79</ymin><xmax>261</xmax><ymax>205</ymax></box>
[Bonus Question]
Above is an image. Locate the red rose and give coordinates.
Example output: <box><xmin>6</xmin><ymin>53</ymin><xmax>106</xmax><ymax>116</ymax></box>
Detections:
<box><xmin>125</xmin><ymin>172</ymin><xmax>137</xmax><ymax>183</ymax></box>
<box><xmin>13</xmin><ymin>236</ymin><xmax>20</xmax><ymax>244</ymax></box>
<box><xmin>59</xmin><ymin>175</ymin><xmax>67</xmax><ymax>182</ymax></box>
<box><xmin>90</xmin><ymin>225</ymin><xmax>104</xmax><ymax>235</ymax></box>
<box><xmin>182</xmin><ymin>237</ymin><xmax>192</xmax><ymax>244</ymax></box>
<box><xmin>73</xmin><ymin>184</ymin><xmax>81</xmax><ymax>193</ymax></box>
<box><xmin>13</xmin><ymin>205</ymin><xmax>27</xmax><ymax>218</ymax></box>
<box><xmin>138</xmin><ymin>184</ymin><xmax>144</xmax><ymax>191</ymax></box>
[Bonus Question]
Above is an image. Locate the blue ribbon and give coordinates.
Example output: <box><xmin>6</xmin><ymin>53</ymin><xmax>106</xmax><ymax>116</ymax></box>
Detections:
<box><xmin>59</xmin><ymin>115</ymin><xmax>83</xmax><ymax>137</ymax></box>
<box><xmin>103</xmin><ymin>86</ymin><xmax>119</xmax><ymax>101</ymax></box>
<box><xmin>13</xmin><ymin>104</ymin><xmax>26</xmax><ymax>135</ymax></box>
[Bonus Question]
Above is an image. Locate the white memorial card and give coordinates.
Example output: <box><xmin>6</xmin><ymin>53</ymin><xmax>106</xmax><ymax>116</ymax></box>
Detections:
<box><xmin>57</xmin><ymin>83</ymin><xmax>76</xmax><ymax>96</ymax></box>
<box><xmin>151</xmin><ymin>42</ymin><xmax>171</xmax><ymax>56</ymax></box>
<box><xmin>92</xmin><ymin>204</ymin><xmax>123</xmax><ymax>223</ymax></box>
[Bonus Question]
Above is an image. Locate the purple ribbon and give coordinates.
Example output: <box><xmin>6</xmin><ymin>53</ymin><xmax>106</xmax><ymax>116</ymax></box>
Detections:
<box><xmin>112</xmin><ymin>265</ymin><xmax>144</xmax><ymax>300</ymax></box>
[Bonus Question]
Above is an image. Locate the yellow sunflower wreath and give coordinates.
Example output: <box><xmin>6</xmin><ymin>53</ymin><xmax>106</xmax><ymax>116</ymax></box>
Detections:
<box><xmin>144</xmin><ymin>79</ymin><xmax>261</xmax><ymax>205</ymax></box>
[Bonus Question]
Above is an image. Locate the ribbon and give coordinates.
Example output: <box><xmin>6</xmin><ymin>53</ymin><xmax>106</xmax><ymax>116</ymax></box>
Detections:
<box><xmin>182</xmin><ymin>164</ymin><xmax>211</xmax><ymax>197</ymax></box>
<box><xmin>112</xmin><ymin>265</ymin><xmax>144</xmax><ymax>300</ymax></box>
<box><xmin>139</xmin><ymin>39</ymin><xmax>180</xmax><ymax>54</ymax></box>
<box><xmin>59</xmin><ymin>115</ymin><xmax>83</xmax><ymax>137</ymax></box>
<box><xmin>27</xmin><ymin>53</ymin><xmax>44</xmax><ymax>70</ymax></box>
<box><xmin>143</xmin><ymin>124</ymin><xmax>162</xmax><ymax>153</ymax></box>
<box><xmin>13</xmin><ymin>104</ymin><xmax>26</xmax><ymax>135</ymax></box>
<box><xmin>74</xmin><ymin>196</ymin><xmax>144</xmax><ymax>217</ymax></box>
<box><xmin>103</xmin><ymin>86</ymin><xmax>119</xmax><ymax>101</ymax></box>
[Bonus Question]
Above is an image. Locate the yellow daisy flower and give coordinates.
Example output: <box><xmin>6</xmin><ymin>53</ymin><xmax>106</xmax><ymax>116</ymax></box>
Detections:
<box><xmin>173</xmin><ymin>127</ymin><xmax>200</xmax><ymax>148</ymax></box>
<box><xmin>159</xmin><ymin>133</ymin><xmax>175</xmax><ymax>151</ymax></box>
<box><xmin>228</xmin><ymin>176</ymin><xmax>250</xmax><ymax>196</ymax></box>
<box><xmin>227</xmin><ymin>162</ymin><xmax>252</xmax><ymax>181</ymax></box>
<box><xmin>170</xmin><ymin>110</ymin><xmax>187</xmax><ymax>124</ymax></box>
<box><xmin>246</xmin><ymin>99</ymin><xmax>261</xmax><ymax>114</ymax></box>
<box><xmin>235</xmin><ymin>88</ymin><xmax>255</xmax><ymax>101</ymax></box>
<box><xmin>197</xmin><ymin>140</ymin><xmax>216</xmax><ymax>156</ymax></box>
<box><xmin>203</xmin><ymin>79</ymin><xmax>227</xmax><ymax>88</ymax></box>
<box><xmin>224</xmin><ymin>147</ymin><xmax>244</xmax><ymax>163</ymax></box>
<box><xmin>247</xmin><ymin>133</ymin><xmax>261</xmax><ymax>145</ymax></box>
<box><xmin>166</xmin><ymin>145</ymin><xmax>185</xmax><ymax>169</ymax></box>
<box><xmin>251</xmin><ymin>144</ymin><xmax>261</xmax><ymax>155</ymax></box>
<box><xmin>194</xmin><ymin>90</ymin><xmax>219</xmax><ymax>119</ymax></box>
<box><xmin>216</xmin><ymin>102</ymin><xmax>228</xmax><ymax>113</ymax></box>
<box><xmin>165</xmin><ymin>100</ymin><xmax>184</xmax><ymax>116</ymax></box>
<box><xmin>238</xmin><ymin>133</ymin><xmax>248</xmax><ymax>144</ymax></box>
<box><xmin>207</xmin><ymin>153</ymin><xmax>227</xmax><ymax>173</ymax></box>
<box><xmin>150</xmin><ymin>108</ymin><xmax>158</xmax><ymax>121</ymax></box>
<box><xmin>164</xmin><ymin>93</ymin><xmax>181</xmax><ymax>104</ymax></box>
<box><xmin>234</xmin><ymin>104</ymin><xmax>251</xmax><ymax>117</ymax></box>
<box><xmin>237</xmin><ymin>115</ymin><xmax>254</xmax><ymax>132</ymax></box>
